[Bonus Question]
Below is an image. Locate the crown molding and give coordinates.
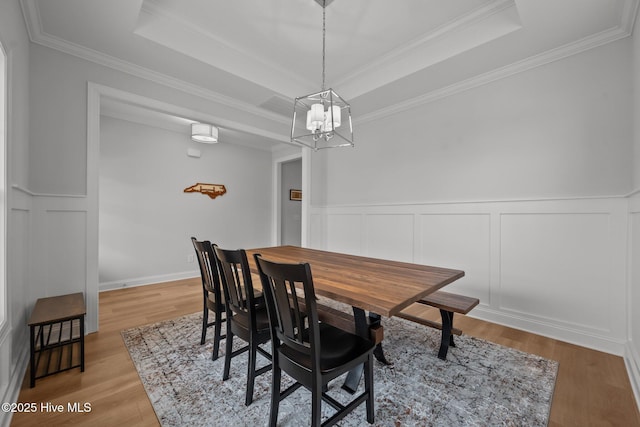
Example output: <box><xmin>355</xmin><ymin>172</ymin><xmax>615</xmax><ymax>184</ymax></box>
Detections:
<box><xmin>138</xmin><ymin>0</ymin><xmax>313</xmax><ymax>97</ymax></box>
<box><xmin>89</xmin><ymin>82</ymin><xmax>295</xmax><ymax>157</ymax></box>
<box><xmin>19</xmin><ymin>0</ymin><xmax>640</xmax><ymax>128</ymax></box>
<box><xmin>19</xmin><ymin>0</ymin><xmax>290</xmax><ymax>127</ymax></box>
<box><xmin>355</xmin><ymin>3</ymin><xmax>639</xmax><ymax>125</ymax></box>
<box><xmin>335</xmin><ymin>0</ymin><xmax>519</xmax><ymax>97</ymax></box>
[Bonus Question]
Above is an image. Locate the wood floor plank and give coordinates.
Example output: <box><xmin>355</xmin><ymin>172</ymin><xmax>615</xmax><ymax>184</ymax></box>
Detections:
<box><xmin>10</xmin><ymin>279</ymin><xmax>640</xmax><ymax>426</ymax></box>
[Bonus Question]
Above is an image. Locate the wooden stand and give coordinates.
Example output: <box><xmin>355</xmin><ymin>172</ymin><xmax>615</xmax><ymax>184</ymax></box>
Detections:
<box><xmin>28</xmin><ymin>292</ymin><xmax>86</xmax><ymax>388</ymax></box>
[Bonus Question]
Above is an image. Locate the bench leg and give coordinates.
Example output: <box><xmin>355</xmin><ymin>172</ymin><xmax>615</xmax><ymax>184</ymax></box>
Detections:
<box><xmin>438</xmin><ymin>309</ymin><xmax>455</xmax><ymax>360</ymax></box>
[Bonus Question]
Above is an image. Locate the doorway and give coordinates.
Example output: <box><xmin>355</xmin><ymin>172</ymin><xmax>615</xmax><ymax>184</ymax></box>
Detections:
<box><xmin>280</xmin><ymin>158</ymin><xmax>302</xmax><ymax>246</ymax></box>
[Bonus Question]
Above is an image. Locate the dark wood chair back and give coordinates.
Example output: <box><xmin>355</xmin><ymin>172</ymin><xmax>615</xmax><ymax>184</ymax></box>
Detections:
<box><xmin>254</xmin><ymin>253</ymin><xmax>375</xmax><ymax>426</ymax></box>
<box><xmin>190</xmin><ymin>237</ymin><xmax>226</xmax><ymax>356</ymax></box>
<box><xmin>254</xmin><ymin>255</ymin><xmax>318</xmax><ymax>361</ymax></box>
<box><xmin>191</xmin><ymin>237</ymin><xmax>223</xmax><ymax>303</ymax></box>
<box><xmin>213</xmin><ymin>245</ymin><xmax>272</xmax><ymax>406</ymax></box>
<box><xmin>213</xmin><ymin>246</ymin><xmax>260</xmax><ymax>324</ymax></box>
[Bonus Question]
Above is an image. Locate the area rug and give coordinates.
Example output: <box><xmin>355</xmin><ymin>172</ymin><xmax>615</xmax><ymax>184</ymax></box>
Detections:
<box><xmin>122</xmin><ymin>310</ymin><xmax>558</xmax><ymax>426</ymax></box>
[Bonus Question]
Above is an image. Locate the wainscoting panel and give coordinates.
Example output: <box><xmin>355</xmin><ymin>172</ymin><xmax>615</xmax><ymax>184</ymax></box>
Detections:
<box><xmin>627</xmin><ymin>196</ymin><xmax>640</xmax><ymax>407</ymax></box>
<box><xmin>310</xmin><ymin>197</ymin><xmax>629</xmax><ymax>355</ymax></box>
<box><xmin>309</xmin><ymin>213</ymin><xmax>324</xmax><ymax>249</ymax></box>
<box><xmin>419</xmin><ymin>214</ymin><xmax>491</xmax><ymax>304</ymax></box>
<box><xmin>45</xmin><ymin>210</ymin><xmax>87</xmax><ymax>298</ymax></box>
<box><xmin>364</xmin><ymin>214</ymin><xmax>414</xmax><ymax>262</ymax></box>
<box><xmin>1</xmin><ymin>188</ymin><xmax>34</xmax><ymax>427</ymax></box>
<box><xmin>31</xmin><ymin>195</ymin><xmax>96</xmax><ymax>333</ymax></box>
<box><xmin>499</xmin><ymin>213</ymin><xmax>611</xmax><ymax>332</ymax></box>
<box><xmin>9</xmin><ymin>208</ymin><xmax>29</xmax><ymax>364</ymax></box>
<box><xmin>326</xmin><ymin>214</ymin><xmax>362</xmax><ymax>255</ymax></box>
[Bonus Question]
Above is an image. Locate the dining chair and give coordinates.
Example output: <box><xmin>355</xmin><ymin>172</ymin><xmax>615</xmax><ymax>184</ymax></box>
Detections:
<box><xmin>191</xmin><ymin>237</ymin><xmax>226</xmax><ymax>360</ymax></box>
<box><xmin>213</xmin><ymin>246</ymin><xmax>272</xmax><ymax>406</ymax></box>
<box><xmin>254</xmin><ymin>254</ymin><xmax>375</xmax><ymax>427</ymax></box>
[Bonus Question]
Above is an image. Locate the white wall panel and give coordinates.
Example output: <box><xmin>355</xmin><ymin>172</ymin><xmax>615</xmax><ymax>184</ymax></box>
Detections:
<box><xmin>8</xmin><ymin>208</ymin><xmax>29</xmax><ymax>364</ymax></box>
<box><xmin>45</xmin><ymin>210</ymin><xmax>87</xmax><ymax>298</ymax></box>
<box><xmin>500</xmin><ymin>213</ymin><xmax>611</xmax><ymax>331</ymax></box>
<box><xmin>0</xmin><ymin>328</ymin><xmax>10</xmax><ymax>406</ymax></box>
<box><xmin>364</xmin><ymin>214</ymin><xmax>414</xmax><ymax>262</ymax></box>
<box><xmin>632</xmin><ymin>212</ymin><xmax>640</xmax><ymax>348</ymax></box>
<box><xmin>628</xmin><ymin>194</ymin><xmax>640</xmax><ymax>405</ymax></box>
<box><xmin>314</xmin><ymin>197</ymin><xmax>628</xmax><ymax>355</ymax></box>
<box><xmin>419</xmin><ymin>214</ymin><xmax>491</xmax><ymax>303</ymax></box>
<box><xmin>309</xmin><ymin>213</ymin><xmax>324</xmax><ymax>249</ymax></box>
<box><xmin>326</xmin><ymin>214</ymin><xmax>361</xmax><ymax>255</ymax></box>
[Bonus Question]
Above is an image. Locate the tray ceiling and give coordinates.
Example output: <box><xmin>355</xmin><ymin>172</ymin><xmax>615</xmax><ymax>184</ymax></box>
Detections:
<box><xmin>20</xmin><ymin>0</ymin><xmax>639</xmax><ymax>149</ymax></box>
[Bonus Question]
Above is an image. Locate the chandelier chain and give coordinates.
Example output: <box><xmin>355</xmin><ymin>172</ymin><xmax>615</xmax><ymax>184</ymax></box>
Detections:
<box><xmin>322</xmin><ymin>1</ymin><xmax>326</xmax><ymax>92</ymax></box>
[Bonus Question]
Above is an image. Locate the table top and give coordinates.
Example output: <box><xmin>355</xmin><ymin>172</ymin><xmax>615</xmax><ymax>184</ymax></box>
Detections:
<box><xmin>245</xmin><ymin>246</ymin><xmax>465</xmax><ymax>317</ymax></box>
<box><xmin>28</xmin><ymin>292</ymin><xmax>86</xmax><ymax>326</ymax></box>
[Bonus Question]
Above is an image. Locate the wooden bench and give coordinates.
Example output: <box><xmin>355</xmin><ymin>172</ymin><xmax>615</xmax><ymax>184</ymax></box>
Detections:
<box><xmin>28</xmin><ymin>292</ymin><xmax>86</xmax><ymax>387</ymax></box>
<box><xmin>398</xmin><ymin>290</ymin><xmax>479</xmax><ymax>360</ymax></box>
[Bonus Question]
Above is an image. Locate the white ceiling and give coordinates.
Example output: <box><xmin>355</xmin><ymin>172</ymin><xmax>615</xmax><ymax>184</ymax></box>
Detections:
<box><xmin>20</xmin><ymin>0</ymin><xmax>639</xmax><ymax>150</ymax></box>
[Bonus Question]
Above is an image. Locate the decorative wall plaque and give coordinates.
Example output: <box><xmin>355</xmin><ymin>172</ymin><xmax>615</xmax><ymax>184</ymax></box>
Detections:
<box><xmin>184</xmin><ymin>183</ymin><xmax>227</xmax><ymax>199</ymax></box>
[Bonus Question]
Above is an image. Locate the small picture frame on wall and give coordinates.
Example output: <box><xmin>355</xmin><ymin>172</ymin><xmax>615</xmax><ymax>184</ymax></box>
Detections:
<box><xmin>290</xmin><ymin>189</ymin><xmax>302</xmax><ymax>201</ymax></box>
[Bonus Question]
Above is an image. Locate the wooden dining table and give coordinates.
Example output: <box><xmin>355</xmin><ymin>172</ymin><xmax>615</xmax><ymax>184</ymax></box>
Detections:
<box><xmin>245</xmin><ymin>245</ymin><xmax>465</xmax><ymax>392</ymax></box>
<box><xmin>245</xmin><ymin>245</ymin><xmax>465</xmax><ymax>317</ymax></box>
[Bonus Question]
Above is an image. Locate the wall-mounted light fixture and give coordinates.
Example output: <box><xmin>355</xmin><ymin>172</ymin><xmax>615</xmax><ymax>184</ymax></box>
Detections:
<box><xmin>191</xmin><ymin>123</ymin><xmax>218</xmax><ymax>143</ymax></box>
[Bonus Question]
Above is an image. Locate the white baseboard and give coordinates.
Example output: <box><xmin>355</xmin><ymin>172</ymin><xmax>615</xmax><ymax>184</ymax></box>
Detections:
<box><xmin>99</xmin><ymin>270</ymin><xmax>199</xmax><ymax>292</ymax></box>
<box><xmin>471</xmin><ymin>305</ymin><xmax>627</xmax><ymax>356</ymax></box>
<box><xmin>0</xmin><ymin>339</ymin><xmax>29</xmax><ymax>427</ymax></box>
<box><xmin>625</xmin><ymin>342</ymin><xmax>640</xmax><ymax>413</ymax></box>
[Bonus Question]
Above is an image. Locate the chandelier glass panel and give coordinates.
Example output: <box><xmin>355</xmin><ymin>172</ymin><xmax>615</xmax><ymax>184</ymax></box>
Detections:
<box><xmin>291</xmin><ymin>0</ymin><xmax>353</xmax><ymax>150</ymax></box>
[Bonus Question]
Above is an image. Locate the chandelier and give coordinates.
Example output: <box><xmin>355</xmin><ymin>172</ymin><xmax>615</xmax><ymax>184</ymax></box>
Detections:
<box><xmin>291</xmin><ymin>0</ymin><xmax>353</xmax><ymax>151</ymax></box>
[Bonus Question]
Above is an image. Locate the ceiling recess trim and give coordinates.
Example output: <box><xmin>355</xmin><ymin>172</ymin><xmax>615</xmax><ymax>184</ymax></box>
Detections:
<box><xmin>356</xmin><ymin>0</ymin><xmax>639</xmax><ymax>125</ymax></box>
<box><xmin>20</xmin><ymin>0</ymin><xmax>640</xmax><ymax>130</ymax></box>
<box><xmin>19</xmin><ymin>0</ymin><xmax>291</xmax><ymax>127</ymax></box>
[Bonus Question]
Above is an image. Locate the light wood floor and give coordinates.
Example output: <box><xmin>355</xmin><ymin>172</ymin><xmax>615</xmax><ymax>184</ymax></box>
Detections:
<box><xmin>11</xmin><ymin>278</ymin><xmax>640</xmax><ymax>426</ymax></box>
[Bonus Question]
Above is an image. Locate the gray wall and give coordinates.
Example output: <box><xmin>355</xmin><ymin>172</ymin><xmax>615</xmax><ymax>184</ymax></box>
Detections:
<box><xmin>314</xmin><ymin>39</ymin><xmax>632</xmax><ymax>207</ymax></box>
<box><xmin>307</xmin><ymin>36</ymin><xmax>638</xmax><ymax>367</ymax></box>
<box><xmin>99</xmin><ymin>116</ymin><xmax>273</xmax><ymax>289</ymax></box>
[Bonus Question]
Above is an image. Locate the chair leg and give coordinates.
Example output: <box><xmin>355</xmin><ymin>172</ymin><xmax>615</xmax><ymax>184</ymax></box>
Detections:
<box><xmin>212</xmin><ymin>309</ymin><xmax>222</xmax><ymax>361</ymax></box>
<box><xmin>311</xmin><ymin>382</ymin><xmax>322</xmax><ymax>427</ymax></box>
<box><xmin>245</xmin><ymin>338</ymin><xmax>257</xmax><ymax>406</ymax></box>
<box><xmin>222</xmin><ymin>321</ymin><xmax>233</xmax><ymax>380</ymax></box>
<box><xmin>200</xmin><ymin>306</ymin><xmax>208</xmax><ymax>345</ymax></box>
<box><xmin>269</xmin><ymin>361</ymin><xmax>281</xmax><ymax>427</ymax></box>
<box><xmin>365</xmin><ymin>354</ymin><xmax>375</xmax><ymax>424</ymax></box>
